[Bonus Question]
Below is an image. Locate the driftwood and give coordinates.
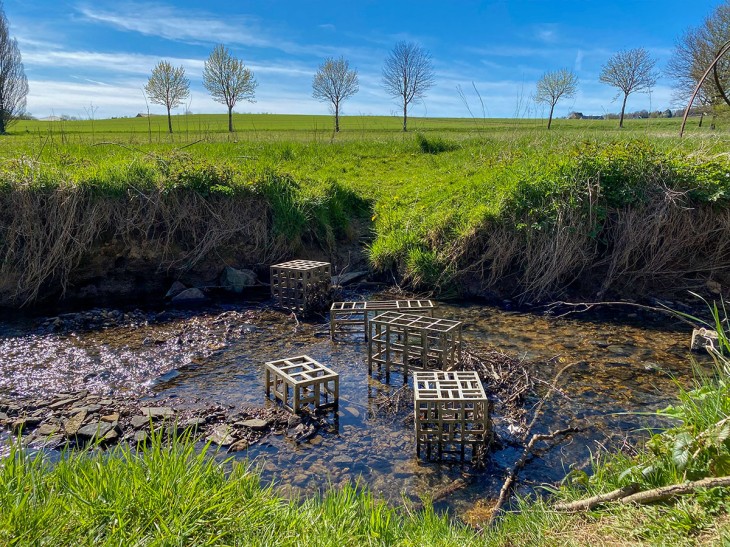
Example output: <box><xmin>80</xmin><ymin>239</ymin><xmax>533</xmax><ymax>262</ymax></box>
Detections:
<box><xmin>553</xmin><ymin>484</ymin><xmax>641</xmax><ymax>512</ymax></box>
<box><xmin>487</xmin><ymin>427</ymin><xmax>579</xmax><ymax>527</ymax></box>
<box><xmin>486</xmin><ymin>361</ymin><xmax>583</xmax><ymax>527</ymax></box>
<box><xmin>554</xmin><ymin>476</ymin><xmax>730</xmax><ymax>512</ymax></box>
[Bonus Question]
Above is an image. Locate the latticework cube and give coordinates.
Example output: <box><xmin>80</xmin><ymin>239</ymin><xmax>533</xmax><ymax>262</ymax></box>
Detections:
<box><xmin>330</xmin><ymin>299</ymin><xmax>435</xmax><ymax>340</ymax></box>
<box><xmin>270</xmin><ymin>260</ymin><xmax>331</xmax><ymax>313</ymax></box>
<box><xmin>265</xmin><ymin>355</ymin><xmax>339</xmax><ymax>413</ymax></box>
<box><xmin>413</xmin><ymin>371</ymin><xmax>490</xmax><ymax>461</ymax></box>
<box><xmin>367</xmin><ymin>312</ymin><xmax>462</xmax><ymax>382</ymax></box>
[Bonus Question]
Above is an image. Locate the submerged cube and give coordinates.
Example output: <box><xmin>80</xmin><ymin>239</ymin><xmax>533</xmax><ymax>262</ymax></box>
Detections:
<box><xmin>270</xmin><ymin>260</ymin><xmax>331</xmax><ymax>314</ymax></box>
<box><xmin>330</xmin><ymin>299</ymin><xmax>435</xmax><ymax>340</ymax></box>
<box><xmin>367</xmin><ymin>311</ymin><xmax>462</xmax><ymax>381</ymax></box>
<box><xmin>414</xmin><ymin>370</ymin><xmax>490</xmax><ymax>461</ymax></box>
<box><xmin>265</xmin><ymin>355</ymin><xmax>339</xmax><ymax>413</ymax></box>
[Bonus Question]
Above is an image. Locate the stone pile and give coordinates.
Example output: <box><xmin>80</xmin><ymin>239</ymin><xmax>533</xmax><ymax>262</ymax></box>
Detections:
<box><xmin>0</xmin><ymin>390</ymin><xmax>328</xmax><ymax>452</ymax></box>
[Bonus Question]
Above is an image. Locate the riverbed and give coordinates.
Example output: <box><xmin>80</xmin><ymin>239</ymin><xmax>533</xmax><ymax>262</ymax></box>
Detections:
<box><xmin>0</xmin><ymin>291</ymin><xmax>707</xmax><ymax>517</ymax></box>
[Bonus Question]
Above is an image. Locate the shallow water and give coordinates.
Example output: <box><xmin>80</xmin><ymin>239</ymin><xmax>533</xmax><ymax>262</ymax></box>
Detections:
<box><xmin>0</xmin><ymin>294</ymin><xmax>706</xmax><ymax>516</ymax></box>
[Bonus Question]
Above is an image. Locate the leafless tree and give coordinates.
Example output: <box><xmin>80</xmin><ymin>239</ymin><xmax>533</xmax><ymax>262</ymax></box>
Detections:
<box><xmin>312</xmin><ymin>57</ymin><xmax>358</xmax><ymax>132</ymax></box>
<box><xmin>203</xmin><ymin>44</ymin><xmax>257</xmax><ymax>132</ymax></box>
<box><xmin>667</xmin><ymin>3</ymin><xmax>730</xmax><ymax>121</ymax></box>
<box><xmin>382</xmin><ymin>41</ymin><xmax>435</xmax><ymax>131</ymax></box>
<box><xmin>144</xmin><ymin>60</ymin><xmax>189</xmax><ymax>134</ymax></box>
<box><xmin>0</xmin><ymin>3</ymin><xmax>28</xmax><ymax>134</ymax></box>
<box><xmin>535</xmin><ymin>68</ymin><xmax>578</xmax><ymax>129</ymax></box>
<box><xmin>599</xmin><ymin>47</ymin><xmax>658</xmax><ymax>128</ymax></box>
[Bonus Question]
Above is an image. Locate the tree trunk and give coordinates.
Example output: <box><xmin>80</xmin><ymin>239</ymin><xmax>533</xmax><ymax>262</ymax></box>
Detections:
<box><xmin>699</xmin><ymin>113</ymin><xmax>704</xmax><ymax>128</ymax></box>
<box><xmin>228</xmin><ymin>106</ymin><xmax>234</xmax><ymax>133</ymax></box>
<box><xmin>403</xmin><ymin>102</ymin><xmax>408</xmax><ymax>132</ymax></box>
<box><xmin>166</xmin><ymin>106</ymin><xmax>173</xmax><ymax>134</ymax></box>
<box><xmin>0</xmin><ymin>115</ymin><xmax>5</xmax><ymax>135</ymax></box>
<box><xmin>619</xmin><ymin>93</ymin><xmax>628</xmax><ymax>128</ymax></box>
<box><xmin>547</xmin><ymin>103</ymin><xmax>555</xmax><ymax>129</ymax></box>
<box><xmin>335</xmin><ymin>101</ymin><xmax>340</xmax><ymax>132</ymax></box>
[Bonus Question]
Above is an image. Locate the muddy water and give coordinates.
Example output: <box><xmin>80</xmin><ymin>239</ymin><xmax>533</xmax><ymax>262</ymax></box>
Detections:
<box><xmin>0</xmin><ymin>294</ymin><xmax>706</xmax><ymax>517</ymax></box>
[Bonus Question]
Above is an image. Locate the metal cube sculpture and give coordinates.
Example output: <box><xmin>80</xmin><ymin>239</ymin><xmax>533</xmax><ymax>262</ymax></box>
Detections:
<box><xmin>265</xmin><ymin>355</ymin><xmax>339</xmax><ymax>413</ymax></box>
<box><xmin>367</xmin><ymin>311</ymin><xmax>462</xmax><ymax>381</ymax></box>
<box><xmin>413</xmin><ymin>370</ymin><xmax>490</xmax><ymax>461</ymax></box>
<box><xmin>330</xmin><ymin>299</ymin><xmax>435</xmax><ymax>340</ymax></box>
<box><xmin>270</xmin><ymin>260</ymin><xmax>331</xmax><ymax>313</ymax></box>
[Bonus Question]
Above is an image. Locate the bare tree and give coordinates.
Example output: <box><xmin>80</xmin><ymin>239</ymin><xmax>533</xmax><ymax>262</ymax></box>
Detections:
<box><xmin>312</xmin><ymin>57</ymin><xmax>359</xmax><ymax>132</ymax></box>
<box><xmin>382</xmin><ymin>41</ymin><xmax>435</xmax><ymax>131</ymax></box>
<box><xmin>144</xmin><ymin>60</ymin><xmax>189</xmax><ymax>134</ymax></box>
<box><xmin>0</xmin><ymin>3</ymin><xmax>28</xmax><ymax>134</ymax></box>
<box><xmin>667</xmin><ymin>4</ymin><xmax>730</xmax><ymax>120</ymax></box>
<box><xmin>535</xmin><ymin>68</ymin><xmax>578</xmax><ymax>129</ymax></box>
<box><xmin>599</xmin><ymin>48</ymin><xmax>658</xmax><ymax>128</ymax></box>
<box><xmin>203</xmin><ymin>44</ymin><xmax>257</xmax><ymax>132</ymax></box>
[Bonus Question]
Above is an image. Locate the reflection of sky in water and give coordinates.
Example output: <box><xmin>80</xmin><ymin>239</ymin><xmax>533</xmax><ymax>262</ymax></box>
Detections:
<box><xmin>0</xmin><ymin>297</ymin><xmax>704</xmax><ymax>516</ymax></box>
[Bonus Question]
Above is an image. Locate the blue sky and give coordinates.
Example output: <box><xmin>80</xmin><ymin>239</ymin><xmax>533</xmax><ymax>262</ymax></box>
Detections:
<box><xmin>5</xmin><ymin>0</ymin><xmax>720</xmax><ymax>120</ymax></box>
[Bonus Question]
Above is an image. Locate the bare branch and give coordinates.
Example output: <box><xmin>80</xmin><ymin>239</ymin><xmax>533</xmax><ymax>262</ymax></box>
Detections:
<box><xmin>203</xmin><ymin>45</ymin><xmax>257</xmax><ymax>132</ymax></box>
<box><xmin>0</xmin><ymin>4</ymin><xmax>28</xmax><ymax>134</ymax></box>
<box><xmin>535</xmin><ymin>68</ymin><xmax>578</xmax><ymax>129</ymax></box>
<box><xmin>382</xmin><ymin>41</ymin><xmax>435</xmax><ymax>132</ymax></box>
<box><xmin>144</xmin><ymin>61</ymin><xmax>190</xmax><ymax>134</ymax></box>
<box><xmin>312</xmin><ymin>57</ymin><xmax>359</xmax><ymax>133</ymax></box>
<box><xmin>599</xmin><ymin>48</ymin><xmax>658</xmax><ymax>127</ymax></box>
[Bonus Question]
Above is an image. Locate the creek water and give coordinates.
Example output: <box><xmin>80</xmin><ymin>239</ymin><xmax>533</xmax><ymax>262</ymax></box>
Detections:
<box><xmin>0</xmin><ymin>291</ymin><xmax>708</xmax><ymax>518</ymax></box>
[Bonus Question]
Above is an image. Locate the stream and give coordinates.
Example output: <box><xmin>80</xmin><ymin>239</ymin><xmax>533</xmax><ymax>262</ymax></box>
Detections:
<box><xmin>0</xmin><ymin>290</ymin><xmax>708</xmax><ymax>519</ymax></box>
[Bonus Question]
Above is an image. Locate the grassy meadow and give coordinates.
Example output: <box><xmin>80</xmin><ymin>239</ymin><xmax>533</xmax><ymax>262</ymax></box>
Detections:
<box><xmin>1</xmin><ymin>113</ymin><xmax>730</xmax><ymax>302</ymax></box>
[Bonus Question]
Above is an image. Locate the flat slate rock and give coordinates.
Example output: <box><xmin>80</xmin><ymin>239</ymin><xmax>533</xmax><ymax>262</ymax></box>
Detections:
<box><xmin>139</xmin><ymin>407</ymin><xmax>175</xmax><ymax>419</ymax></box>
<box><xmin>130</xmin><ymin>415</ymin><xmax>150</xmax><ymax>429</ymax></box>
<box><xmin>240</xmin><ymin>418</ymin><xmax>270</xmax><ymax>430</ymax></box>
<box><xmin>207</xmin><ymin>425</ymin><xmax>234</xmax><ymax>447</ymax></box>
<box><xmin>77</xmin><ymin>421</ymin><xmax>113</xmax><ymax>440</ymax></box>
<box><xmin>64</xmin><ymin>413</ymin><xmax>87</xmax><ymax>436</ymax></box>
<box><xmin>37</xmin><ymin>423</ymin><xmax>61</xmax><ymax>436</ymax></box>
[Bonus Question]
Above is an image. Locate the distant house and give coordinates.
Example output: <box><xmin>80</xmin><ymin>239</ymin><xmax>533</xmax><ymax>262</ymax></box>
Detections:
<box><xmin>39</xmin><ymin>116</ymin><xmax>62</xmax><ymax>122</ymax></box>
<box><xmin>568</xmin><ymin>112</ymin><xmax>583</xmax><ymax>119</ymax></box>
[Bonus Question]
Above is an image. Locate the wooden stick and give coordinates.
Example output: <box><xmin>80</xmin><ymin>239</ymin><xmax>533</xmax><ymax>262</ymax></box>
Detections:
<box><xmin>554</xmin><ymin>476</ymin><xmax>730</xmax><ymax>512</ymax></box>
<box><xmin>619</xmin><ymin>475</ymin><xmax>730</xmax><ymax>505</ymax></box>
<box><xmin>553</xmin><ymin>483</ymin><xmax>640</xmax><ymax>512</ymax></box>
<box><xmin>487</xmin><ymin>426</ymin><xmax>578</xmax><ymax>526</ymax></box>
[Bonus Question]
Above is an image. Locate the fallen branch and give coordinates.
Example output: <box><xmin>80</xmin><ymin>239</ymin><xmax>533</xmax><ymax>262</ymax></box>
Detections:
<box><xmin>488</xmin><ymin>426</ymin><xmax>579</xmax><ymax>526</ymax></box>
<box><xmin>553</xmin><ymin>475</ymin><xmax>730</xmax><ymax>512</ymax></box>
<box><xmin>553</xmin><ymin>483</ymin><xmax>640</xmax><ymax>512</ymax></box>
<box><xmin>620</xmin><ymin>475</ymin><xmax>730</xmax><ymax>505</ymax></box>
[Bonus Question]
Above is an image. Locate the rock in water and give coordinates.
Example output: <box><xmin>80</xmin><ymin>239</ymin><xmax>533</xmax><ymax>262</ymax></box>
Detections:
<box><xmin>64</xmin><ymin>410</ymin><xmax>88</xmax><ymax>436</ymax></box>
<box><xmin>165</xmin><ymin>281</ymin><xmax>187</xmax><ymax>299</ymax></box>
<box><xmin>219</xmin><ymin>267</ymin><xmax>257</xmax><ymax>294</ymax></box>
<box><xmin>171</xmin><ymin>288</ymin><xmax>207</xmax><ymax>304</ymax></box>
<box><xmin>139</xmin><ymin>407</ymin><xmax>175</xmax><ymax>419</ymax></box>
<box><xmin>240</xmin><ymin>418</ymin><xmax>270</xmax><ymax>430</ymax></box>
<box><xmin>76</xmin><ymin>421</ymin><xmax>113</xmax><ymax>441</ymax></box>
<box><xmin>207</xmin><ymin>425</ymin><xmax>234</xmax><ymax>447</ymax></box>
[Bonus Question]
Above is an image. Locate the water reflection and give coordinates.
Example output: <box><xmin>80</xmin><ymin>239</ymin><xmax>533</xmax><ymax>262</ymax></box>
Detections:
<box><xmin>0</xmin><ymin>295</ymin><xmax>707</xmax><ymax>517</ymax></box>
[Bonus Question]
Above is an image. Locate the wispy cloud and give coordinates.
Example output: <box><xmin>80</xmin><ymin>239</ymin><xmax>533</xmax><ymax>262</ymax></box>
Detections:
<box><xmin>77</xmin><ymin>3</ymin><xmax>269</xmax><ymax>48</ymax></box>
<box><xmin>76</xmin><ymin>2</ymin><xmax>358</xmax><ymax>59</ymax></box>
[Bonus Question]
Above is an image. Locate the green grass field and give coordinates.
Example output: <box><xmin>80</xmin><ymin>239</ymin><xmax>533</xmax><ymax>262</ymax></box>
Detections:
<box><xmin>2</xmin><ymin>112</ymin><xmax>730</xmax><ymax>299</ymax></box>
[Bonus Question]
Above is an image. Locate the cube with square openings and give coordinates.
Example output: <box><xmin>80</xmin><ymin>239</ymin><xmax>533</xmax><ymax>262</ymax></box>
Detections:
<box><xmin>330</xmin><ymin>299</ymin><xmax>435</xmax><ymax>340</ymax></box>
<box><xmin>413</xmin><ymin>370</ymin><xmax>490</xmax><ymax>461</ymax></box>
<box><xmin>270</xmin><ymin>260</ymin><xmax>331</xmax><ymax>314</ymax></box>
<box><xmin>265</xmin><ymin>355</ymin><xmax>339</xmax><ymax>413</ymax></box>
<box><xmin>367</xmin><ymin>312</ymin><xmax>462</xmax><ymax>381</ymax></box>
